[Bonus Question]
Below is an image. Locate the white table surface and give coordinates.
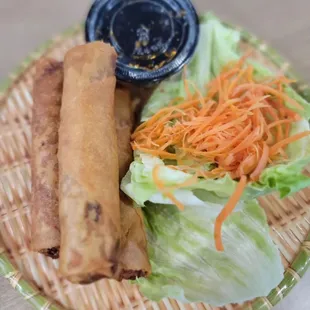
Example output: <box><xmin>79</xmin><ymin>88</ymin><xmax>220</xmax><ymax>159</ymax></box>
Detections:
<box><xmin>0</xmin><ymin>1</ymin><xmax>310</xmax><ymax>309</ymax></box>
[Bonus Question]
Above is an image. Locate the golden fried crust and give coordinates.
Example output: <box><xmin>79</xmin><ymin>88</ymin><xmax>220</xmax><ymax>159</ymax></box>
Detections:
<box><xmin>114</xmin><ymin>88</ymin><xmax>135</xmax><ymax>180</ymax></box>
<box><xmin>31</xmin><ymin>58</ymin><xmax>63</xmax><ymax>259</ymax></box>
<box><xmin>115</xmin><ymin>193</ymin><xmax>151</xmax><ymax>281</ymax></box>
<box><xmin>58</xmin><ymin>42</ymin><xmax>121</xmax><ymax>283</ymax></box>
<box><xmin>114</xmin><ymin>88</ymin><xmax>151</xmax><ymax>280</ymax></box>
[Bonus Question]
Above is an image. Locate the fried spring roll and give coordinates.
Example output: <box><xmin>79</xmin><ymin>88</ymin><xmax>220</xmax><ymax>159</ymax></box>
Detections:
<box><xmin>31</xmin><ymin>58</ymin><xmax>63</xmax><ymax>259</ymax></box>
<box><xmin>114</xmin><ymin>88</ymin><xmax>151</xmax><ymax>280</ymax></box>
<box><xmin>117</xmin><ymin>195</ymin><xmax>151</xmax><ymax>280</ymax></box>
<box><xmin>58</xmin><ymin>42</ymin><xmax>120</xmax><ymax>284</ymax></box>
<box><xmin>114</xmin><ymin>88</ymin><xmax>135</xmax><ymax>179</ymax></box>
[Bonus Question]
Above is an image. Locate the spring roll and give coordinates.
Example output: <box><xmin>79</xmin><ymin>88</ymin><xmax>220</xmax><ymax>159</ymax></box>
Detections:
<box><xmin>114</xmin><ymin>88</ymin><xmax>151</xmax><ymax>280</ymax></box>
<box><xmin>114</xmin><ymin>88</ymin><xmax>135</xmax><ymax>179</ymax></box>
<box><xmin>31</xmin><ymin>58</ymin><xmax>63</xmax><ymax>259</ymax></box>
<box><xmin>58</xmin><ymin>42</ymin><xmax>120</xmax><ymax>284</ymax></box>
<box><xmin>117</xmin><ymin>195</ymin><xmax>151</xmax><ymax>280</ymax></box>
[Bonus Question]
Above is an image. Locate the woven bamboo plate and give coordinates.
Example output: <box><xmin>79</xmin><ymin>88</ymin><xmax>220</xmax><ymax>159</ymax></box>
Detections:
<box><xmin>1</xmin><ymin>23</ymin><xmax>310</xmax><ymax>310</ymax></box>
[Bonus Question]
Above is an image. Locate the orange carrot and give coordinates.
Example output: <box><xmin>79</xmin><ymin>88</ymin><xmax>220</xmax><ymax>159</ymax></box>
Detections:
<box><xmin>183</xmin><ymin>66</ymin><xmax>192</xmax><ymax>100</ymax></box>
<box><xmin>152</xmin><ymin>165</ymin><xmax>185</xmax><ymax>211</ymax></box>
<box><xmin>131</xmin><ymin>145</ymin><xmax>177</xmax><ymax>159</ymax></box>
<box><xmin>270</xmin><ymin>131</ymin><xmax>310</xmax><ymax>155</ymax></box>
<box><xmin>214</xmin><ymin>175</ymin><xmax>247</xmax><ymax>251</ymax></box>
<box><xmin>250</xmin><ymin>142</ymin><xmax>269</xmax><ymax>181</ymax></box>
<box><xmin>267</xmin><ymin>119</ymin><xmax>295</xmax><ymax>130</ymax></box>
<box><xmin>232</xmin><ymin>84</ymin><xmax>304</xmax><ymax>110</ymax></box>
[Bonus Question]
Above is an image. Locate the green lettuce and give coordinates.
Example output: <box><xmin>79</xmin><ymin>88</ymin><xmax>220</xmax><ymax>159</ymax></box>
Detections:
<box><xmin>121</xmin><ymin>134</ymin><xmax>310</xmax><ymax>208</ymax></box>
<box><xmin>137</xmin><ymin>200</ymin><xmax>284</xmax><ymax>306</ymax></box>
<box><xmin>123</xmin><ymin>13</ymin><xmax>310</xmax><ymax>205</ymax></box>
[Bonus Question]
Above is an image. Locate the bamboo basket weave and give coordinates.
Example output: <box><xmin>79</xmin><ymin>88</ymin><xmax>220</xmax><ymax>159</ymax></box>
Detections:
<box><xmin>0</xmin><ymin>23</ymin><xmax>310</xmax><ymax>310</ymax></box>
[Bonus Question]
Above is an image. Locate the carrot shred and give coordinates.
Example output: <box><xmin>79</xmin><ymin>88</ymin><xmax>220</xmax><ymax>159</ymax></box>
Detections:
<box><xmin>132</xmin><ymin>56</ymin><xmax>308</xmax><ymax>251</ymax></box>
<box><xmin>232</xmin><ymin>84</ymin><xmax>304</xmax><ymax>110</ymax></box>
<box><xmin>250</xmin><ymin>142</ymin><xmax>269</xmax><ymax>181</ymax></box>
<box><xmin>214</xmin><ymin>175</ymin><xmax>247</xmax><ymax>251</ymax></box>
<box><xmin>270</xmin><ymin>131</ymin><xmax>310</xmax><ymax>155</ymax></box>
<box><xmin>152</xmin><ymin>165</ymin><xmax>185</xmax><ymax>211</ymax></box>
<box><xmin>267</xmin><ymin>119</ymin><xmax>295</xmax><ymax>130</ymax></box>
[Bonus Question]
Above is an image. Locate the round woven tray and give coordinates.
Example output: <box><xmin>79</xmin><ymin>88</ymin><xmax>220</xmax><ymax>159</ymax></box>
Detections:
<box><xmin>0</xmin><ymin>24</ymin><xmax>310</xmax><ymax>310</ymax></box>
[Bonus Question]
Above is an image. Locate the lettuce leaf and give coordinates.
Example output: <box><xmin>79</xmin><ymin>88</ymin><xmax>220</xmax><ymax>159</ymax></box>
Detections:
<box><xmin>137</xmin><ymin>200</ymin><xmax>284</xmax><ymax>306</ymax></box>
<box><xmin>123</xmin><ymin>14</ymin><xmax>310</xmax><ymax>206</ymax></box>
<box><xmin>121</xmin><ymin>140</ymin><xmax>310</xmax><ymax>208</ymax></box>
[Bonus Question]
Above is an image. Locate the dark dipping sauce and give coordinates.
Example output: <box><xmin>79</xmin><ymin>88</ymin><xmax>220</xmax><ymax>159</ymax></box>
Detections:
<box><xmin>86</xmin><ymin>0</ymin><xmax>199</xmax><ymax>84</ymax></box>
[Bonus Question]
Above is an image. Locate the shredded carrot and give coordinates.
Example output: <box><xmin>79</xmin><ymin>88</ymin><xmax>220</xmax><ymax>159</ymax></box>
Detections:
<box><xmin>270</xmin><ymin>131</ymin><xmax>310</xmax><ymax>155</ymax></box>
<box><xmin>250</xmin><ymin>142</ymin><xmax>269</xmax><ymax>181</ymax></box>
<box><xmin>214</xmin><ymin>175</ymin><xmax>247</xmax><ymax>251</ymax></box>
<box><xmin>183</xmin><ymin>66</ymin><xmax>192</xmax><ymax>100</ymax></box>
<box><xmin>232</xmin><ymin>84</ymin><xmax>304</xmax><ymax>110</ymax></box>
<box><xmin>267</xmin><ymin>119</ymin><xmax>296</xmax><ymax>130</ymax></box>
<box><xmin>132</xmin><ymin>56</ymin><xmax>310</xmax><ymax>251</ymax></box>
<box><xmin>152</xmin><ymin>165</ymin><xmax>185</xmax><ymax>211</ymax></box>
